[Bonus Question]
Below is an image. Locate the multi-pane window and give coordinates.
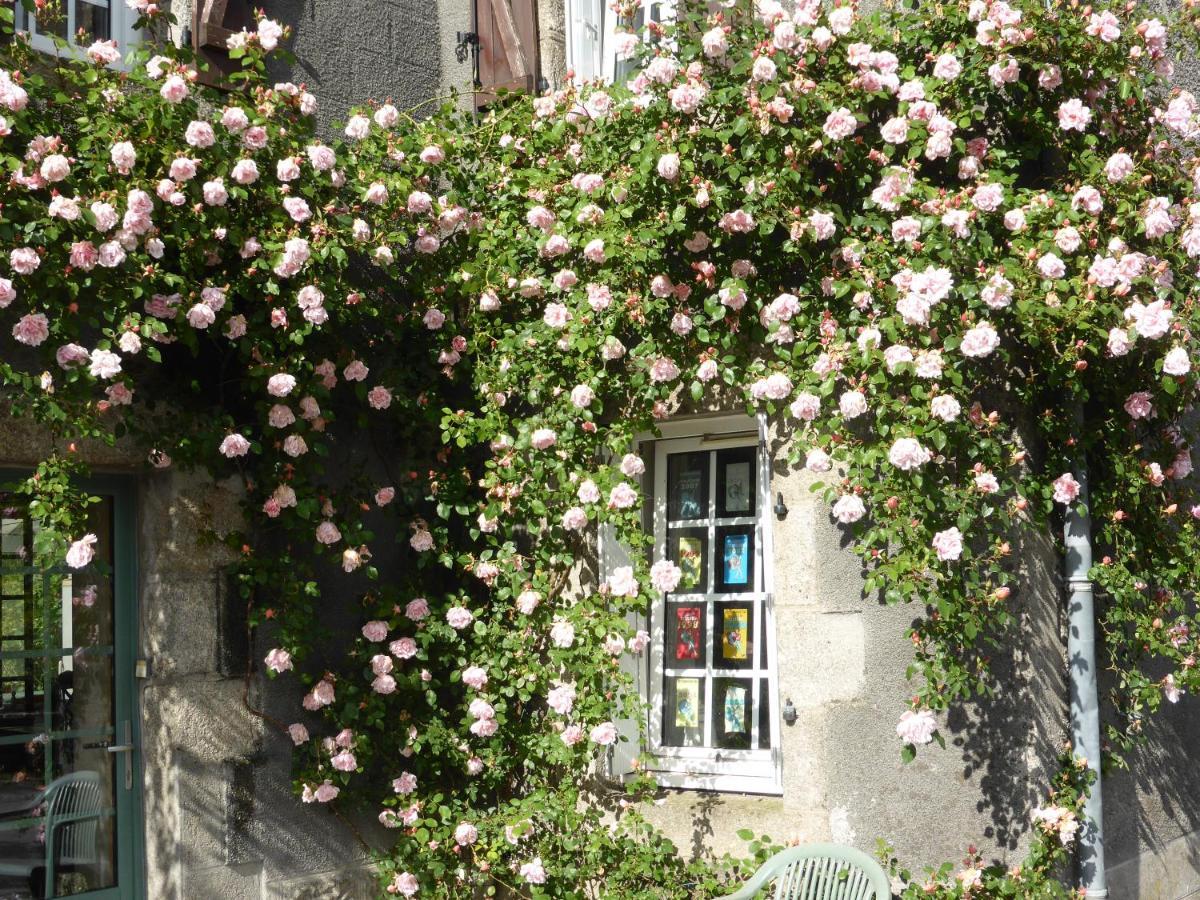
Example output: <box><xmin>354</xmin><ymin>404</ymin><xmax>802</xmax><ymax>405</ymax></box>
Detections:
<box><xmin>18</xmin><ymin>1</ymin><xmax>139</xmax><ymax>62</ymax></box>
<box><xmin>564</xmin><ymin>0</ymin><xmax>675</xmax><ymax>85</ymax></box>
<box><xmin>641</xmin><ymin>421</ymin><xmax>781</xmax><ymax>794</ymax></box>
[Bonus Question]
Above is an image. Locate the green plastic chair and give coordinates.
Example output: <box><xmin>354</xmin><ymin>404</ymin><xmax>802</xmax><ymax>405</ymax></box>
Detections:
<box><xmin>717</xmin><ymin>843</ymin><xmax>892</xmax><ymax>900</ymax></box>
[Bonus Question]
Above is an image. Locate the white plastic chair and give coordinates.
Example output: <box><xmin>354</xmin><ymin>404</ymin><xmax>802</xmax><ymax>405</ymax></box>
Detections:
<box><xmin>0</xmin><ymin>770</ymin><xmax>104</xmax><ymax>898</ymax></box>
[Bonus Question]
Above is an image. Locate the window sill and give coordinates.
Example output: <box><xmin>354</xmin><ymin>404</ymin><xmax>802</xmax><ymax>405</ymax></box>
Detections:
<box><xmin>636</xmin><ymin>766</ymin><xmax>783</xmax><ymax>796</ymax></box>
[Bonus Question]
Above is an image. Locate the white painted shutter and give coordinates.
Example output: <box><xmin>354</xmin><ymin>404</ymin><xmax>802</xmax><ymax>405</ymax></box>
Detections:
<box><xmin>599</xmin><ymin>523</ymin><xmax>645</xmax><ymax>780</ymax></box>
<box><xmin>757</xmin><ymin>413</ymin><xmax>784</xmax><ymax>785</ymax></box>
<box><xmin>566</xmin><ymin>0</ymin><xmax>603</xmax><ymax>84</ymax></box>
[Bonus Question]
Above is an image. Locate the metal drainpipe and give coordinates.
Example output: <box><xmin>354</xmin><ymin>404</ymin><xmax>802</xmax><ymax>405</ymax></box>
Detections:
<box><xmin>1064</xmin><ymin>450</ymin><xmax>1108</xmax><ymax>898</ymax></box>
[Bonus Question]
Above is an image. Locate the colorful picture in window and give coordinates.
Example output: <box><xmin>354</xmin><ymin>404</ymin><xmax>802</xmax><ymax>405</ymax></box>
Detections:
<box><xmin>723</xmin><ymin>461</ymin><xmax>751</xmax><ymax>514</ymax></box>
<box><xmin>675</xmin><ymin>470</ymin><xmax>703</xmax><ymax>519</ymax></box>
<box><xmin>722</xmin><ymin>608</ymin><xmax>749</xmax><ymax>661</ymax></box>
<box><xmin>677</xmin><ymin>536</ymin><xmax>703</xmax><ymax>591</ymax></box>
<box><xmin>723</xmin><ymin>684</ymin><xmax>747</xmax><ymax>735</ymax></box>
<box><xmin>675</xmin><ymin>678</ymin><xmax>700</xmax><ymax>728</ymax></box>
<box><xmin>722</xmin><ymin>533</ymin><xmax>750</xmax><ymax>587</ymax></box>
<box><xmin>675</xmin><ymin>607</ymin><xmax>701</xmax><ymax>661</ymax></box>
<box><xmin>669</xmin><ymin>452</ymin><xmax>708</xmax><ymax>520</ymax></box>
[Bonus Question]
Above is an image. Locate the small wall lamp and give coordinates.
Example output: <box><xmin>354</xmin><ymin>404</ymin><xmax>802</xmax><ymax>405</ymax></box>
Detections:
<box><xmin>774</xmin><ymin>492</ymin><xmax>789</xmax><ymax>520</ymax></box>
<box><xmin>782</xmin><ymin>698</ymin><xmax>797</xmax><ymax>726</ymax></box>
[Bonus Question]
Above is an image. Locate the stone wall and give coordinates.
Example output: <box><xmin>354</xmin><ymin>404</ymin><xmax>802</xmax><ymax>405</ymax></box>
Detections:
<box><xmin>137</xmin><ymin>469</ymin><xmax>375</xmax><ymax>899</ymax></box>
<box><xmin>164</xmin><ymin>0</ymin><xmax>475</xmax><ymax>130</ymax></box>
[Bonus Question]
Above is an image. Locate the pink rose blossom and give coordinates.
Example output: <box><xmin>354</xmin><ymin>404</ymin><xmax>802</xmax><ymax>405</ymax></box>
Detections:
<box><xmin>531</xmin><ymin>428</ymin><xmax>557</xmax><ymax>450</ymax></box>
<box><xmin>1163</xmin><ymin>347</ymin><xmax>1191</xmax><ymax>376</ymax></box>
<box><xmin>390</xmin><ymin>637</ymin><xmax>417</xmax><ymax>659</ymax></box>
<box><xmin>790</xmin><ymin>392</ymin><xmax>821</xmax><ymax>422</ymax></box>
<box><xmin>12</xmin><ymin>313</ymin><xmax>49</xmax><ymax>346</ymax></box>
<box><xmin>520</xmin><ymin>858</ymin><xmax>547</xmax><ymax>885</ymax></box>
<box><xmin>932</xmin><ymin>527</ymin><xmax>964</xmax><ymax>561</ymax></box>
<box><xmin>362</xmin><ymin>620</ymin><xmax>388</xmax><ymax>642</ymax></box>
<box><xmin>315</xmin><ymin>521</ymin><xmax>341</xmax><ymax>545</ymax></box>
<box><xmin>65</xmin><ymin>534</ymin><xmax>97</xmax><ymax>569</ymax></box>
<box><xmin>931</xmin><ymin>395</ymin><xmax>962</xmax><ymax>422</ymax></box>
<box><xmin>516</xmin><ymin>590</ymin><xmax>541</xmax><ymax>614</ymax></box>
<box><xmin>888</xmin><ymin>438</ymin><xmax>932</xmax><ymax>471</ymax></box>
<box><xmin>832</xmin><ymin>495</ymin><xmax>866</xmax><ymax>524</ymax></box>
<box><xmin>10</xmin><ymin>247</ymin><xmax>40</xmax><ymax>275</ymax></box>
<box><xmin>550</xmin><ymin>618</ymin><xmax>575</xmax><ymax>648</ymax></box>
<box><xmin>446</xmin><ymin>606</ymin><xmax>474</xmax><ymax>629</ymax></box>
<box><xmin>1123</xmin><ymin>392</ymin><xmax>1154</xmax><ymax>420</ymax></box>
<box><xmin>219</xmin><ymin>433</ymin><xmax>251</xmax><ymax>458</ymax></box>
<box><xmin>367</xmin><ymin>386</ymin><xmax>393</xmax><ymax>410</ymax></box>
<box><xmin>960</xmin><ymin>323</ymin><xmax>1000</xmax><ymax>358</ymax></box>
<box><xmin>160</xmin><ymin>74</ymin><xmax>189</xmax><ymax>103</ymax></box>
<box><xmin>896</xmin><ymin>708</ymin><xmax>937</xmax><ymax>744</ymax></box>
<box><xmin>1105</xmin><ymin>152</ymin><xmax>1134</xmax><ymax>182</ymax></box>
<box><xmin>110</xmin><ymin>141</ymin><xmax>136</xmax><ymax>174</ymax></box>
<box><xmin>822</xmin><ymin>107</ymin><xmax>858</xmax><ymax>140</ymax></box>
<box><xmin>806</xmin><ymin>448</ymin><xmax>832</xmax><ymax>473</ymax></box>
<box><xmin>561</xmin><ymin>725</ymin><xmax>583</xmax><ymax>746</ymax></box>
<box><xmin>650</xmin><ymin>559</ymin><xmax>683</xmax><ymax>593</ymax></box>
<box><xmin>1053</xmin><ymin>473</ymin><xmax>1081</xmax><ymax>505</ymax></box>
<box><xmin>606</xmin><ymin>566</ymin><xmax>638</xmax><ymax>598</ymax></box>
<box><xmin>608</xmin><ymin>483</ymin><xmax>637</xmax><ymax>509</ymax></box>
<box><xmin>589</xmin><ymin>722</ymin><xmax>618</xmax><ymax>745</ymax></box>
<box><xmin>1058</xmin><ymin>98</ymin><xmax>1092</xmax><ymax>131</ymax></box>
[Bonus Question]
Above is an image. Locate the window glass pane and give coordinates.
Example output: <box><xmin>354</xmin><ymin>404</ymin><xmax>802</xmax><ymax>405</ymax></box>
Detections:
<box><xmin>0</xmin><ymin>497</ymin><xmax>118</xmax><ymax>897</ymax></box>
<box><xmin>715</xmin><ymin>601</ymin><xmax>754</xmax><ymax>670</ymax></box>
<box><xmin>714</xmin><ymin>677</ymin><xmax>753</xmax><ymax>749</ymax></box>
<box><xmin>667</xmin><ymin>527</ymin><xmax>706</xmax><ymax>594</ymax></box>
<box><xmin>75</xmin><ymin>0</ymin><xmax>111</xmax><ymax>41</ymax></box>
<box><xmin>662</xmin><ymin>676</ymin><xmax>705</xmax><ymax>747</ymax></box>
<box><xmin>666</xmin><ymin>603</ymin><xmax>705</xmax><ymax>666</ymax></box>
<box><xmin>667</xmin><ymin>452</ymin><xmax>708</xmax><ymax>521</ymax></box>
<box><xmin>716</xmin><ymin>447</ymin><xmax>756</xmax><ymax>518</ymax></box>
<box><xmin>32</xmin><ymin>2</ymin><xmax>70</xmax><ymax>40</ymax></box>
<box><xmin>757</xmin><ymin>678</ymin><xmax>772</xmax><ymax>750</ymax></box>
<box><xmin>715</xmin><ymin>525</ymin><xmax>753</xmax><ymax>593</ymax></box>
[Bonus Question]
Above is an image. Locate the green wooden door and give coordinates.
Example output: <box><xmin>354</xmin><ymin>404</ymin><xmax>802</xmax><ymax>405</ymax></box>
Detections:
<box><xmin>0</xmin><ymin>477</ymin><xmax>143</xmax><ymax>899</ymax></box>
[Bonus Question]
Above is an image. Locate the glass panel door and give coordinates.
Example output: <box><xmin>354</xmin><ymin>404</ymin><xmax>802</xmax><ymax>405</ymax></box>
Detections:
<box><xmin>0</xmin><ymin>487</ymin><xmax>135</xmax><ymax>900</ymax></box>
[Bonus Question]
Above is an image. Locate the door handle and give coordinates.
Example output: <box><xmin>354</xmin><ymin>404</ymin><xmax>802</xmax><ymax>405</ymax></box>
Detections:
<box><xmin>106</xmin><ymin>744</ymin><xmax>133</xmax><ymax>753</ymax></box>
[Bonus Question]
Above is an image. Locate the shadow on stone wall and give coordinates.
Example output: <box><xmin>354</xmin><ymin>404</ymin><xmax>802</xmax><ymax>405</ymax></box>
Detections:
<box><xmin>946</xmin><ymin>521</ymin><xmax>1068</xmax><ymax>854</ymax></box>
<box><xmin>261</xmin><ymin>0</ymin><xmax>444</xmax><ymax>134</ymax></box>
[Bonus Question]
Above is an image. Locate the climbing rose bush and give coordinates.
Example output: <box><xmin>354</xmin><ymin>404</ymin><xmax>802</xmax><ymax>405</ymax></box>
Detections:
<box><xmin>1</xmin><ymin>0</ymin><xmax>1199</xmax><ymax>894</ymax></box>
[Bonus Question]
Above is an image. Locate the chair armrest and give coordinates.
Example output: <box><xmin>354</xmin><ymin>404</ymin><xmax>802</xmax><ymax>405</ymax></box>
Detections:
<box><xmin>0</xmin><ymin>789</ymin><xmax>46</xmax><ymax>821</ymax></box>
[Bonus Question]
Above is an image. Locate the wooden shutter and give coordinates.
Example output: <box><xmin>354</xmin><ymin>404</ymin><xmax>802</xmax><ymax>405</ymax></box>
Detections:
<box><xmin>475</xmin><ymin>0</ymin><xmax>540</xmax><ymax>108</ymax></box>
<box><xmin>192</xmin><ymin>0</ymin><xmax>254</xmax><ymax>87</ymax></box>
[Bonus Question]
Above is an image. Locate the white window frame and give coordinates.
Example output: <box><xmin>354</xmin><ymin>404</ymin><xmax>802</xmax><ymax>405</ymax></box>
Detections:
<box><xmin>18</xmin><ymin>1</ymin><xmax>141</xmax><ymax>65</ymax></box>
<box><xmin>640</xmin><ymin>413</ymin><xmax>782</xmax><ymax>795</ymax></box>
<box><xmin>563</xmin><ymin>0</ymin><xmax>676</xmax><ymax>86</ymax></box>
